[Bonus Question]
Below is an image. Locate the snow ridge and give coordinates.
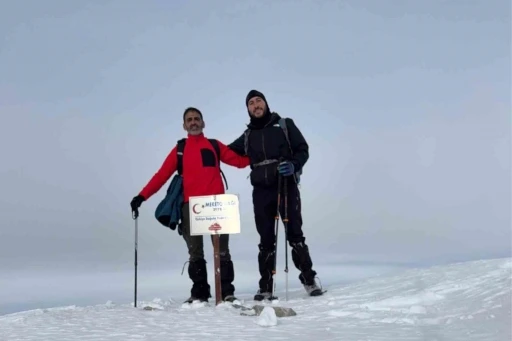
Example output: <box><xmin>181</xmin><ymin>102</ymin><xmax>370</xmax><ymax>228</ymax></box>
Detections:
<box><xmin>1</xmin><ymin>258</ymin><xmax>510</xmax><ymax>341</ymax></box>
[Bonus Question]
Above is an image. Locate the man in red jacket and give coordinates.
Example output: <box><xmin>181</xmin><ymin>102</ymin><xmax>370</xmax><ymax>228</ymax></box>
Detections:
<box><xmin>130</xmin><ymin>107</ymin><xmax>250</xmax><ymax>304</ymax></box>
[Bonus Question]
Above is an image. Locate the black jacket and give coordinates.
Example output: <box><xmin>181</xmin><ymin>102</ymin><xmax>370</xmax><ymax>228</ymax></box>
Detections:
<box><xmin>228</xmin><ymin>112</ymin><xmax>309</xmax><ymax>188</ymax></box>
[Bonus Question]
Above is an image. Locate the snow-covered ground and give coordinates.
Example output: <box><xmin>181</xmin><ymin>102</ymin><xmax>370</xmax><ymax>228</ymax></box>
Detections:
<box><xmin>1</xmin><ymin>258</ymin><xmax>510</xmax><ymax>341</ymax></box>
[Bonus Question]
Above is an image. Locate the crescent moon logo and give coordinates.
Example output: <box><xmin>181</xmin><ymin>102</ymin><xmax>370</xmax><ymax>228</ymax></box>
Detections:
<box><xmin>192</xmin><ymin>204</ymin><xmax>201</xmax><ymax>214</ymax></box>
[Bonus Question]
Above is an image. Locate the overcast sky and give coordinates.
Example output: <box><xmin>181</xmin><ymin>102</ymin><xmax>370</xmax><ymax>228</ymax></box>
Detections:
<box><xmin>0</xmin><ymin>0</ymin><xmax>510</xmax><ymax>314</ymax></box>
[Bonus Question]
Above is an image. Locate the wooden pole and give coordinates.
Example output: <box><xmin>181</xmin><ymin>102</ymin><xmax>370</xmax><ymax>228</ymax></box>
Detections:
<box><xmin>213</xmin><ymin>232</ymin><xmax>222</xmax><ymax>305</ymax></box>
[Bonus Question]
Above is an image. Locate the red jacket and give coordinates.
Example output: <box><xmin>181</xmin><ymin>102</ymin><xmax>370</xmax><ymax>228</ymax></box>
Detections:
<box><xmin>139</xmin><ymin>133</ymin><xmax>250</xmax><ymax>203</ymax></box>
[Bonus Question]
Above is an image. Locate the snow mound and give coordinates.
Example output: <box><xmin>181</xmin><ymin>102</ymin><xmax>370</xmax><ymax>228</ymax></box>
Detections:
<box><xmin>255</xmin><ymin>306</ymin><xmax>278</xmax><ymax>327</ymax></box>
<box><xmin>0</xmin><ymin>258</ymin><xmax>510</xmax><ymax>340</ymax></box>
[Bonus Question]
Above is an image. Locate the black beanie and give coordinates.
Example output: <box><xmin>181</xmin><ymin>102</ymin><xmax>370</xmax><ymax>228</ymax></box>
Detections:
<box><xmin>245</xmin><ymin>90</ymin><xmax>267</xmax><ymax>107</ymax></box>
<box><xmin>245</xmin><ymin>89</ymin><xmax>271</xmax><ymax>124</ymax></box>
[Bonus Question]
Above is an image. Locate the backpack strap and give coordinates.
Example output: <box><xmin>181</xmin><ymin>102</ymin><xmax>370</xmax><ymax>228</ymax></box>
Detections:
<box><xmin>277</xmin><ymin>117</ymin><xmax>302</xmax><ymax>182</ymax></box>
<box><xmin>278</xmin><ymin>118</ymin><xmax>292</xmax><ymax>153</ymax></box>
<box><xmin>243</xmin><ymin>129</ymin><xmax>250</xmax><ymax>156</ymax></box>
<box><xmin>208</xmin><ymin>138</ymin><xmax>221</xmax><ymax>163</ymax></box>
<box><xmin>175</xmin><ymin>138</ymin><xmax>229</xmax><ymax>190</ymax></box>
<box><xmin>176</xmin><ymin>138</ymin><xmax>186</xmax><ymax>176</ymax></box>
<box><xmin>208</xmin><ymin>139</ymin><xmax>229</xmax><ymax>190</ymax></box>
<box><xmin>278</xmin><ymin>118</ymin><xmax>296</xmax><ymax>162</ymax></box>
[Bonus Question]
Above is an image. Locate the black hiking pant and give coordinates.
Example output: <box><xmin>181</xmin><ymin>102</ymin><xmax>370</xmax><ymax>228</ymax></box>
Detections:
<box><xmin>252</xmin><ymin>179</ymin><xmax>317</xmax><ymax>292</ymax></box>
<box><xmin>181</xmin><ymin>203</ymin><xmax>235</xmax><ymax>300</ymax></box>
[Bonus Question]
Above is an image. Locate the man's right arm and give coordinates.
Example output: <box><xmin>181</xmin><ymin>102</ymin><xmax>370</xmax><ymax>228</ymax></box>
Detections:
<box><xmin>227</xmin><ymin>132</ymin><xmax>246</xmax><ymax>156</ymax></box>
<box><xmin>139</xmin><ymin>146</ymin><xmax>178</xmax><ymax>201</ymax></box>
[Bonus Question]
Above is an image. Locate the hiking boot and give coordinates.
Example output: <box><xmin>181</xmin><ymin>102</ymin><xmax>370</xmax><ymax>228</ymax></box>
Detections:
<box><xmin>188</xmin><ymin>259</ymin><xmax>212</xmax><ymax>300</ymax></box>
<box><xmin>303</xmin><ymin>280</ymin><xmax>324</xmax><ymax>296</ymax></box>
<box><xmin>223</xmin><ymin>295</ymin><xmax>237</xmax><ymax>303</ymax></box>
<box><xmin>254</xmin><ymin>290</ymin><xmax>276</xmax><ymax>301</ymax></box>
<box><xmin>290</xmin><ymin>241</ymin><xmax>318</xmax><ymax>285</ymax></box>
<box><xmin>183</xmin><ymin>296</ymin><xmax>208</xmax><ymax>304</ymax></box>
<box><xmin>220</xmin><ymin>259</ymin><xmax>236</xmax><ymax>300</ymax></box>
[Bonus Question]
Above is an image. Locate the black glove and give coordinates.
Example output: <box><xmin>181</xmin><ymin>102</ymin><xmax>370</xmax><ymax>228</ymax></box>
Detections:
<box><xmin>130</xmin><ymin>195</ymin><xmax>145</xmax><ymax>218</ymax></box>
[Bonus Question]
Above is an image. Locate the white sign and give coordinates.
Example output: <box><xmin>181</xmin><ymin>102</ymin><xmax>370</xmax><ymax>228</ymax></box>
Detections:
<box><xmin>189</xmin><ymin>194</ymin><xmax>241</xmax><ymax>236</ymax></box>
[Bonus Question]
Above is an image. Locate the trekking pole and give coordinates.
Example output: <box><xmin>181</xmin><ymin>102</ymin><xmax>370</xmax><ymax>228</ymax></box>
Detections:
<box><xmin>132</xmin><ymin>211</ymin><xmax>138</xmax><ymax>308</ymax></box>
<box><xmin>283</xmin><ymin>176</ymin><xmax>289</xmax><ymax>301</ymax></box>
<box><xmin>271</xmin><ymin>173</ymin><xmax>282</xmax><ymax>300</ymax></box>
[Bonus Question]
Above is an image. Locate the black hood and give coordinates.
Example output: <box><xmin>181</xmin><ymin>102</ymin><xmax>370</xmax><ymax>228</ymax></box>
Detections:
<box><xmin>247</xmin><ymin>112</ymin><xmax>281</xmax><ymax>129</ymax></box>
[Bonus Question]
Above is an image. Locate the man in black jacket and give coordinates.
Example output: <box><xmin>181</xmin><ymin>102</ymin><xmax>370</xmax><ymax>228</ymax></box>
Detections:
<box><xmin>228</xmin><ymin>89</ymin><xmax>323</xmax><ymax>300</ymax></box>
